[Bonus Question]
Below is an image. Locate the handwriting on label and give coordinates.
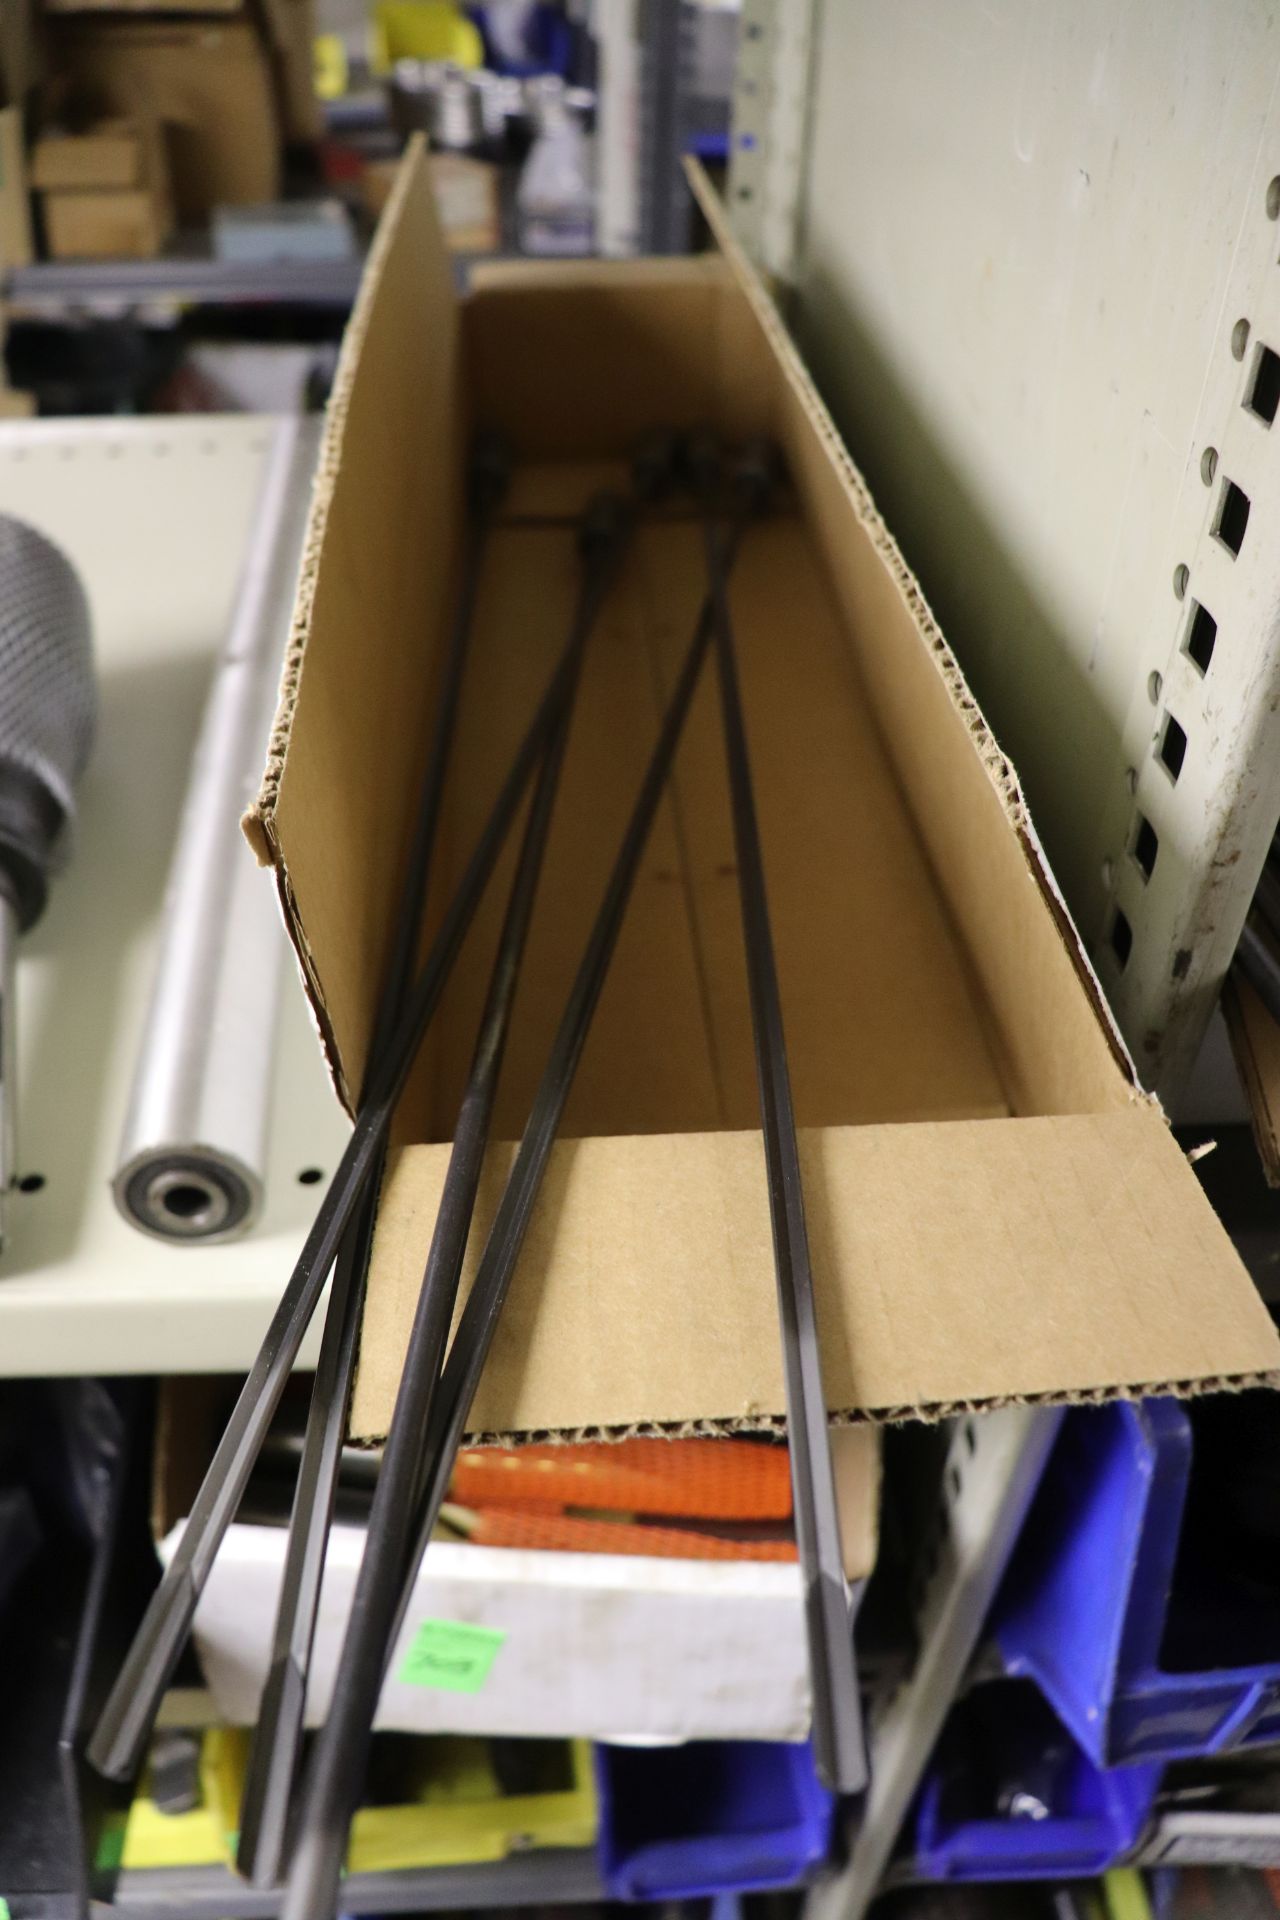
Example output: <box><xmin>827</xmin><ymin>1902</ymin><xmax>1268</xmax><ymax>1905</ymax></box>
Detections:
<box><xmin>398</xmin><ymin>1617</ymin><xmax>506</xmax><ymax>1693</ymax></box>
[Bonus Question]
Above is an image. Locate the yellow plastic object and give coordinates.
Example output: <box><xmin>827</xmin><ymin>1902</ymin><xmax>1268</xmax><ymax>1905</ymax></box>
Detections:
<box><xmin>348</xmin><ymin>1738</ymin><xmax>597</xmax><ymax>1873</ymax></box>
<box><xmin>375</xmin><ymin>1</ymin><xmax>483</xmax><ymax>67</ymax></box>
<box><xmin>119</xmin><ymin>1729</ymin><xmax>248</xmax><ymax>1870</ymax></box>
<box><xmin>1103</xmin><ymin>1870</ymin><xmax>1154</xmax><ymax>1920</ymax></box>
<box><xmin>122</xmin><ymin>1728</ymin><xmax>594</xmax><ymax>1875</ymax></box>
<box><xmin>313</xmin><ymin>34</ymin><xmax>349</xmax><ymax>102</ymax></box>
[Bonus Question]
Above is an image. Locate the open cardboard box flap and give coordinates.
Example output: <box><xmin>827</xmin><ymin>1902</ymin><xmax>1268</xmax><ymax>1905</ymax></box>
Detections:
<box><xmin>245</xmin><ymin>143</ymin><xmax>1280</xmax><ymax>1439</ymax></box>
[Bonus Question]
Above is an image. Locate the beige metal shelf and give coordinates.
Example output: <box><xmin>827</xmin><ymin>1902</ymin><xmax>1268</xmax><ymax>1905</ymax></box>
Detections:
<box><xmin>0</xmin><ymin>415</ymin><xmax>350</xmax><ymax>1376</ymax></box>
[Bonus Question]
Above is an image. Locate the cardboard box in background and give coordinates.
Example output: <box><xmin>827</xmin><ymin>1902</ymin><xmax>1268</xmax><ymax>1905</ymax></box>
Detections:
<box><xmin>31</xmin><ymin>117</ymin><xmax>154</xmax><ymax>190</ymax></box>
<box><xmin>429</xmin><ymin>153</ymin><xmax>499</xmax><ymax>252</ymax></box>
<box><xmin>0</xmin><ymin>107</ymin><xmax>34</xmax><ymax>268</ymax></box>
<box><xmin>43</xmin><ymin>186</ymin><xmax>167</xmax><ymax>259</ymax></box>
<box><xmin>256</xmin><ymin>0</ymin><xmax>322</xmax><ymax>144</ymax></box>
<box><xmin>244</xmin><ymin>143</ymin><xmax>1280</xmax><ymax>1442</ymax></box>
<box><xmin>366</xmin><ymin>154</ymin><xmax>500</xmax><ymax>251</ymax></box>
<box><xmin>0</xmin><ymin>0</ymin><xmax>42</xmax><ymax>107</ymax></box>
<box><xmin>50</xmin><ymin>20</ymin><xmax>280</xmax><ymax>219</ymax></box>
<box><xmin>36</xmin><ymin>114</ymin><xmax>173</xmax><ymax>259</ymax></box>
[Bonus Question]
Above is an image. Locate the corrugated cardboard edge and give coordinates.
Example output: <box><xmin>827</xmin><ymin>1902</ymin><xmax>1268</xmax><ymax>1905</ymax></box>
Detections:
<box><xmin>240</xmin><ymin>140</ymin><xmax>435</xmax><ymax>1108</ymax></box>
<box><xmin>685</xmin><ymin>163</ymin><xmax>1146</xmax><ymax>1109</ymax></box>
<box><xmin>448</xmin><ymin>1369</ymin><xmax>1280</xmax><ymax>1444</ymax></box>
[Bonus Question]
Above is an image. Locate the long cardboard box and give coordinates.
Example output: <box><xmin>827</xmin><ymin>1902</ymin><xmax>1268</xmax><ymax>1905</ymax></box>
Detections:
<box><xmin>245</xmin><ymin>143</ymin><xmax>1280</xmax><ymax>1441</ymax></box>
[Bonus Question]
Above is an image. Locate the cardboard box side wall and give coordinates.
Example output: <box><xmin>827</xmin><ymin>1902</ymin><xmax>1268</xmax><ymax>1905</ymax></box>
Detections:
<box><xmin>250</xmin><ymin>145</ymin><xmax>1280</xmax><ymax>1436</ymax></box>
<box><xmin>688</xmin><ymin>167</ymin><xmax>1140</xmax><ymax>1122</ymax></box>
<box><xmin>351</xmin><ymin>1109</ymin><xmax>1280</xmax><ymax>1439</ymax></box>
<box><xmin>244</xmin><ymin>141</ymin><xmax>464</xmax><ymax>1111</ymax></box>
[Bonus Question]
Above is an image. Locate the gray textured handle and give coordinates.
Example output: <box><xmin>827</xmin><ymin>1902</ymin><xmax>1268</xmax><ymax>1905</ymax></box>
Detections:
<box><xmin>0</xmin><ymin>514</ymin><xmax>96</xmax><ymax>826</ymax></box>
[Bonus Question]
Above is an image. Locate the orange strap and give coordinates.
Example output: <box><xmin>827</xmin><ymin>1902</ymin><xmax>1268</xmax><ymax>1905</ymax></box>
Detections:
<box><xmin>451</xmin><ymin>1437</ymin><xmax>792</xmax><ymax>1521</ymax></box>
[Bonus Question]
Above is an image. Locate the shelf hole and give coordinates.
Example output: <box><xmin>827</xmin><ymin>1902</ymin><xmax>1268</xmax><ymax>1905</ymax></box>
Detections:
<box><xmin>1246</xmin><ymin>342</ymin><xmax>1280</xmax><ymax>425</ymax></box>
<box><xmin>1158</xmin><ymin>713</ymin><xmax>1188</xmax><ymax>783</ymax></box>
<box><xmin>1269</xmin><ymin>176</ymin><xmax>1280</xmax><ymax>219</ymax></box>
<box><xmin>963</xmin><ymin>1419</ymin><xmax>978</xmax><ymax>1455</ymax></box>
<box><xmin>1110</xmin><ymin>908</ymin><xmax>1133</xmax><ymax>971</ymax></box>
<box><xmin>1233</xmin><ymin>317</ymin><xmax>1251</xmax><ymax>361</ymax></box>
<box><xmin>1132</xmin><ymin>813</ymin><xmax>1159</xmax><ymax>881</ymax></box>
<box><xmin>297</xmin><ymin>1166</ymin><xmax>325</xmax><ymax>1185</ymax></box>
<box><xmin>17</xmin><ymin>1173</ymin><xmax>45</xmax><ymax>1193</ymax></box>
<box><xmin>1213</xmin><ymin>478</ymin><xmax>1250</xmax><ymax>557</ymax></box>
<box><xmin>1173</xmin><ymin>562</ymin><xmax>1189</xmax><ymax>600</ymax></box>
<box><xmin>1183</xmin><ymin>600</ymin><xmax>1218</xmax><ymax>675</ymax></box>
<box><xmin>1201</xmin><ymin>446</ymin><xmax>1218</xmax><ymax>485</ymax></box>
<box><xmin>1147</xmin><ymin>669</ymin><xmax>1163</xmax><ymax>704</ymax></box>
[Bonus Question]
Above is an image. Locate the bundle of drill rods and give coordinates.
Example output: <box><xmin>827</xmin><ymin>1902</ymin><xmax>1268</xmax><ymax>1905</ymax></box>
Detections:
<box><xmin>88</xmin><ymin>430</ymin><xmax>866</xmax><ymax>1909</ymax></box>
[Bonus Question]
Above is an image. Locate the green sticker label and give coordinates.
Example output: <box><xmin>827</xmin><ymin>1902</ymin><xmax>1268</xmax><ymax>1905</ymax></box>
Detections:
<box><xmin>399</xmin><ymin>1617</ymin><xmax>506</xmax><ymax>1693</ymax></box>
<box><xmin>1</xmin><ymin>1898</ymin><xmax>11</xmax><ymax>1920</ymax></box>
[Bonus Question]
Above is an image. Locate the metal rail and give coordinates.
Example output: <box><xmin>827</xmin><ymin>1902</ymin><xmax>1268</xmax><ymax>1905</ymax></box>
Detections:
<box><xmin>695</xmin><ymin>436</ymin><xmax>864</xmax><ymax>1794</ymax></box>
<box><xmin>283</xmin><ymin>476</ymin><xmax>750</xmax><ymax>1920</ymax></box>
<box><xmin>241</xmin><ymin>492</ymin><xmax>630</xmax><ymax>1889</ymax></box>
<box><xmin>87</xmin><ymin>516</ymin><xmax>595</xmax><ymax>1784</ymax></box>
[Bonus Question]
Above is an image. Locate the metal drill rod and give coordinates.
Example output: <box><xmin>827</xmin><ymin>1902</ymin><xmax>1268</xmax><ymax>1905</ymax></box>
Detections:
<box><xmin>281</xmin><ymin>495</ymin><xmax>751</xmax><ymax>1920</ymax></box>
<box><xmin>87</xmin><ymin>527</ymin><xmax>610</xmax><ymax>1786</ymax></box>
<box><xmin>694</xmin><ymin>441</ymin><xmax>866</xmax><ymax>1794</ymax></box>
<box><xmin>273</xmin><ymin>495</ymin><xmax>631</xmax><ymax>1910</ymax></box>
<box><xmin>235</xmin><ymin>438</ymin><xmax>511</xmax><ymax>1886</ymax></box>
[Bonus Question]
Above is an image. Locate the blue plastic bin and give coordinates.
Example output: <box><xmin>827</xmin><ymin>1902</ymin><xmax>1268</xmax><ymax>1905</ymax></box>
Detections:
<box><xmin>913</xmin><ymin>1679</ymin><xmax>1161</xmax><ymax>1880</ymax></box>
<box><xmin>594</xmin><ymin>1740</ymin><xmax>836</xmax><ymax>1900</ymax></box>
<box><xmin>990</xmin><ymin>1398</ymin><xmax>1280</xmax><ymax>1766</ymax></box>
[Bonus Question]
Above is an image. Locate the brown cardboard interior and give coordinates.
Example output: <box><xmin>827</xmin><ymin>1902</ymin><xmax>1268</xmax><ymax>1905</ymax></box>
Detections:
<box><xmin>249</xmin><ymin>145</ymin><xmax>1280</xmax><ymax>1440</ymax></box>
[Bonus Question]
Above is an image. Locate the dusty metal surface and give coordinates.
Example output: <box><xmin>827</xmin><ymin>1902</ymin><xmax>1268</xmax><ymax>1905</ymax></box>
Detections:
<box><xmin>789</xmin><ymin>1</ymin><xmax>1280</xmax><ymax>1103</ymax></box>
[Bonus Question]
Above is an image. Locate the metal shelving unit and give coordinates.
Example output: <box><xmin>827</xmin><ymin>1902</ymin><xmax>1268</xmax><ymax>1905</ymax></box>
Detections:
<box><xmin>727</xmin><ymin>4</ymin><xmax>1280</xmax><ymax>1909</ymax></box>
<box><xmin>733</xmin><ymin>0</ymin><xmax>1280</xmax><ymax>1113</ymax></box>
<box><xmin>102</xmin><ymin>1848</ymin><xmax>604</xmax><ymax>1917</ymax></box>
<box><xmin>4</xmin><ymin>255</ymin><xmax>363</xmax><ymax>318</ymax></box>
